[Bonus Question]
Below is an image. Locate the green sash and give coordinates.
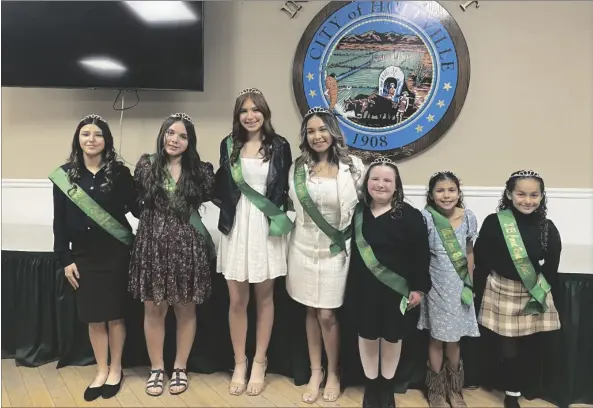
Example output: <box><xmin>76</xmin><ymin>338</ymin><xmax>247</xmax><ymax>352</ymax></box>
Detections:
<box><xmin>497</xmin><ymin>209</ymin><xmax>551</xmax><ymax>314</ymax></box>
<box><xmin>353</xmin><ymin>203</ymin><xmax>409</xmax><ymax>315</ymax></box>
<box><xmin>294</xmin><ymin>160</ymin><xmax>351</xmax><ymax>255</ymax></box>
<box><xmin>226</xmin><ymin>137</ymin><xmax>293</xmax><ymax>237</ymax></box>
<box><xmin>149</xmin><ymin>155</ymin><xmax>216</xmax><ymax>260</ymax></box>
<box><xmin>426</xmin><ymin>207</ymin><xmax>473</xmax><ymax>305</ymax></box>
<box><xmin>49</xmin><ymin>167</ymin><xmax>134</xmax><ymax>246</ymax></box>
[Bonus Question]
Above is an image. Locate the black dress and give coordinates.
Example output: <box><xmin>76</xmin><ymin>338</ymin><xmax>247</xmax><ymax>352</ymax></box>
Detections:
<box><xmin>347</xmin><ymin>202</ymin><xmax>431</xmax><ymax>342</ymax></box>
<box><xmin>52</xmin><ymin>162</ymin><xmax>138</xmax><ymax>323</ymax></box>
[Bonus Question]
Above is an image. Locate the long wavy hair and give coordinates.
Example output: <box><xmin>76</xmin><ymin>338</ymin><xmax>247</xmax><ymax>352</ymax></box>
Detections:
<box><xmin>229</xmin><ymin>89</ymin><xmax>276</xmax><ymax>164</ymax></box>
<box><xmin>297</xmin><ymin>111</ymin><xmax>360</xmax><ymax>180</ymax></box>
<box><xmin>497</xmin><ymin>170</ymin><xmax>549</xmax><ymax>251</ymax></box>
<box><xmin>66</xmin><ymin>115</ymin><xmax>121</xmax><ymax>194</ymax></box>
<box><xmin>426</xmin><ymin>170</ymin><xmax>465</xmax><ymax>209</ymax></box>
<box><xmin>142</xmin><ymin>115</ymin><xmax>207</xmax><ymax>213</ymax></box>
<box><xmin>362</xmin><ymin>161</ymin><xmax>405</xmax><ymax>219</ymax></box>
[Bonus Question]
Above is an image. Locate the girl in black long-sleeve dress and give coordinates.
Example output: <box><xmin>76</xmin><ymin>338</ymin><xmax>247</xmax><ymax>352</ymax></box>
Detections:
<box><xmin>348</xmin><ymin>157</ymin><xmax>431</xmax><ymax>408</ymax></box>
<box><xmin>51</xmin><ymin>114</ymin><xmax>139</xmax><ymax>401</ymax></box>
<box><xmin>474</xmin><ymin>170</ymin><xmax>562</xmax><ymax>408</ymax></box>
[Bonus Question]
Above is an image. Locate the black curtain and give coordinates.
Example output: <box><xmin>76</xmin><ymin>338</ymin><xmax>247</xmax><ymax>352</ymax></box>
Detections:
<box><xmin>2</xmin><ymin>249</ymin><xmax>592</xmax><ymax>407</ymax></box>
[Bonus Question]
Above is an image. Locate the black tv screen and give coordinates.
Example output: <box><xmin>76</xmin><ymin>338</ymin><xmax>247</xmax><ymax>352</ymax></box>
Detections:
<box><xmin>1</xmin><ymin>1</ymin><xmax>204</xmax><ymax>91</ymax></box>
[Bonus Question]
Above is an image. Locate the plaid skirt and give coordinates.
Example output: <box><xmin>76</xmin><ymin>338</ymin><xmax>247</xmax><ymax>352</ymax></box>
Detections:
<box><xmin>478</xmin><ymin>272</ymin><xmax>561</xmax><ymax>337</ymax></box>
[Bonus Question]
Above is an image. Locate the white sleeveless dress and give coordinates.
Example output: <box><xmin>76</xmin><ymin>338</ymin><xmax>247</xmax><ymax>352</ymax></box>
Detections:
<box><xmin>216</xmin><ymin>158</ymin><xmax>288</xmax><ymax>283</ymax></box>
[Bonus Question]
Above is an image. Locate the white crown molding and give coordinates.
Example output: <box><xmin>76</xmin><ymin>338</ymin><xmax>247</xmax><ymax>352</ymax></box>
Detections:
<box><xmin>2</xmin><ymin>179</ymin><xmax>593</xmax><ymax>200</ymax></box>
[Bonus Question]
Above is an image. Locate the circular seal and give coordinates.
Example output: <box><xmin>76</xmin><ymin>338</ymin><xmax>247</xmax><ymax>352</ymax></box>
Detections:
<box><xmin>292</xmin><ymin>1</ymin><xmax>470</xmax><ymax>162</ymax></box>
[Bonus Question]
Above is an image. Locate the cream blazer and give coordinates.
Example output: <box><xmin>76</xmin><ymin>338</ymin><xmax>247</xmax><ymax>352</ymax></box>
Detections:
<box><xmin>288</xmin><ymin>154</ymin><xmax>366</xmax><ymax>232</ymax></box>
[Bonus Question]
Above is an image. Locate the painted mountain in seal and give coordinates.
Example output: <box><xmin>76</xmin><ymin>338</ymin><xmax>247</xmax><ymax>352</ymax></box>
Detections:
<box><xmin>337</xmin><ymin>30</ymin><xmax>425</xmax><ymax>51</ymax></box>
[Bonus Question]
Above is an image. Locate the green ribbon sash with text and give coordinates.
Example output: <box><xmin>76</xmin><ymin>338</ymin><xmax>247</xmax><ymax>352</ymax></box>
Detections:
<box><xmin>150</xmin><ymin>155</ymin><xmax>216</xmax><ymax>260</ymax></box>
<box><xmin>354</xmin><ymin>203</ymin><xmax>409</xmax><ymax>315</ymax></box>
<box><xmin>294</xmin><ymin>160</ymin><xmax>350</xmax><ymax>255</ymax></box>
<box><xmin>49</xmin><ymin>167</ymin><xmax>134</xmax><ymax>246</ymax></box>
<box><xmin>497</xmin><ymin>209</ymin><xmax>551</xmax><ymax>314</ymax></box>
<box><xmin>226</xmin><ymin>137</ymin><xmax>293</xmax><ymax>237</ymax></box>
<box><xmin>426</xmin><ymin>207</ymin><xmax>473</xmax><ymax>305</ymax></box>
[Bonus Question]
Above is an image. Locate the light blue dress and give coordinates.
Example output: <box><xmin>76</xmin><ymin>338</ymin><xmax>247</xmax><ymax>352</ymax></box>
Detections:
<box><xmin>417</xmin><ymin>208</ymin><xmax>481</xmax><ymax>342</ymax></box>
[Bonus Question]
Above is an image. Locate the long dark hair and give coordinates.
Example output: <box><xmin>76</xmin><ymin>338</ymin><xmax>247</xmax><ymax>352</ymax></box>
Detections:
<box><xmin>142</xmin><ymin>114</ymin><xmax>207</xmax><ymax>212</ymax></box>
<box><xmin>297</xmin><ymin>110</ymin><xmax>359</xmax><ymax>180</ymax></box>
<box><xmin>362</xmin><ymin>160</ymin><xmax>405</xmax><ymax>219</ymax></box>
<box><xmin>426</xmin><ymin>170</ymin><xmax>465</xmax><ymax>209</ymax></box>
<box><xmin>66</xmin><ymin>114</ymin><xmax>121</xmax><ymax>194</ymax></box>
<box><xmin>497</xmin><ymin>170</ymin><xmax>549</xmax><ymax>251</ymax></box>
<box><xmin>229</xmin><ymin>89</ymin><xmax>276</xmax><ymax>164</ymax></box>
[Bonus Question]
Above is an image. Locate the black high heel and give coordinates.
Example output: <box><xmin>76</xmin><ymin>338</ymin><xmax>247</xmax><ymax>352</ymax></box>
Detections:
<box><xmin>102</xmin><ymin>370</ymin><xmax>124</xmax><ymax>399</ymax></box>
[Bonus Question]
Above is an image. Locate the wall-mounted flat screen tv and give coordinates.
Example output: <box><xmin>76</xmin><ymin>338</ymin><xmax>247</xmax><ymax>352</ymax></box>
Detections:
<box><xmin>1</xmin><ymin>1</ymin><xmax>204</xmax><ymax>91</ymax></box>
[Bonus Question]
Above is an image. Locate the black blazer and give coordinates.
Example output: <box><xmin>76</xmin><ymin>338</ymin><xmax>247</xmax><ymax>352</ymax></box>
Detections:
<box><xmin>215</xmin><ymin>134</ymin><xmax>292</xmax><ymax>235</ymax></box>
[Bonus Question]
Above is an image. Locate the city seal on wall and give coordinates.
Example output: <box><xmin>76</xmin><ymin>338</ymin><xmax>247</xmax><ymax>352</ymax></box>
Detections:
<box><xmin>292</xmin><ymin>1</ymin><xmax>470</xmax><ymax>162</ymax></box>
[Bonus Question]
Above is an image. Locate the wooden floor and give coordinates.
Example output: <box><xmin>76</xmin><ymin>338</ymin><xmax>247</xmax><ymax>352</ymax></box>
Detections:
<box><xmin>1</xmin><ymin>359</ymin><xmax>588</xmax><ymax>408</ymax></box>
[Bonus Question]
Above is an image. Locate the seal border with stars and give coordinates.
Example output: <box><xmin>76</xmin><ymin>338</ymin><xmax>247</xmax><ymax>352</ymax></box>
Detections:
<box><xmin>292</xmin><ymin>1</ymin><xmax>471</xmax><ymax>163</ymax></box>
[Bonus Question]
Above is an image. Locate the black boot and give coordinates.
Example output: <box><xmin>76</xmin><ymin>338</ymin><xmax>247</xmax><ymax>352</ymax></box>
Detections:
<box><xmin>504</xmin><ymin>394</ymin><xmax>521</xmax><ymax>408</ymax></box>
<box><xmin>379</xmin><ymin>376</ymin><xmax>396</xmax><ymax>408</ymax></box>
<box><xmin>502</xmin><ymin>356</ymin><xmax>522</xmax><ymax>408</ymax></box>
<box><xmin>363</xmin><ymin>376</ymin><xmax>380</xmax><ymax>408</ymax></box>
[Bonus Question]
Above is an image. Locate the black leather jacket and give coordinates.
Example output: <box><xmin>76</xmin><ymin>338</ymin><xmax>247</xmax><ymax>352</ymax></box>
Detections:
<box><xmin>215</xmin><ymin>134</ymin><xmax>292</xmax><ymax>235</ymax></box>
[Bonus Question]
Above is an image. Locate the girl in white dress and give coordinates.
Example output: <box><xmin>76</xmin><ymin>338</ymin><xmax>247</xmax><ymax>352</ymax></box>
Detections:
<box><xmin>286</xmin><ymin>107</ymin><xmax>365</xmax><ymax>403</ymax></box>
<box><xmin>215</xmin><ymin>88</ymin><xmax>293</xmax><ymax>397</ymax></box>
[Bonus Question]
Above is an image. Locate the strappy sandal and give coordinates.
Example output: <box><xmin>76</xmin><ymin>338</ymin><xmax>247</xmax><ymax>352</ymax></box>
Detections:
<box><xmin>228</xmin><ymin>358</ymin><xmax>248</xmax><ymax>396</ymax></box>
<box><xmin>323</xmin><ymin>369</ymin><xmax>341</xmax><ymax>402</ymax></box>
<box><xmin>246</xmin><ymin>358</ymin><xmax>268</xmax><ymax>396</ymax></box>
<box><xmin>302</xmin><ymin>367</ymin><xmax>326</xmax><ymax>404</ymax></box>
<box><xmin>145</xmin><ymin>369</ymin><xmax>165</xmax><ymax>396</ymax></box>
<box><xmin>169</xmin><ymin>368</ymin><xmax>189</xmax><ymax>395</ymax></box>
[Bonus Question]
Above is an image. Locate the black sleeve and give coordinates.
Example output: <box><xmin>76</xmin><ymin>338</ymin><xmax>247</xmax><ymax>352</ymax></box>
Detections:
<box><xmin>282</xmin><ymin>142</ymin><xmax>293</xmax><ymax>209</ymax></box>
<box><xmin>119</xmin><ymin>164</ymin><xmax>140</xmax><ymax>218</ymax></box>
<box><xmin>409</xmin><ymin>208</ymin><xmax>432</xmax><ymax>294</ymax></box>
<box><xmin>214</xmin><ymin>138</ymin><xmax>228</xmax><ymax>202</ymax></box>
<box><xmin>542</xmin><ymin>219</ymin><xmax>562</xmax><ymax>291</ymax></box>
<box><xmin>473</xmin><ymin>213</ymin><xmax>498</xmax><ymax>294</ymax></box>
<box><xmin>52</xmin><ymin>183</ymin><xmax>72</xmax><ymax>268</ymax></box>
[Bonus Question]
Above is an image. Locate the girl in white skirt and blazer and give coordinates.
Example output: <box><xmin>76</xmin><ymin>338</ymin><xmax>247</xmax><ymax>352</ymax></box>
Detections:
<box><xmin>474</xmin><ymin>170</ymin><xmax>562</xmax><ymax>408</ymax></box>
<box><xmin>286</xmin><ymin>107</ymin><xmax>365</xmax><ymax>404</ymax></box>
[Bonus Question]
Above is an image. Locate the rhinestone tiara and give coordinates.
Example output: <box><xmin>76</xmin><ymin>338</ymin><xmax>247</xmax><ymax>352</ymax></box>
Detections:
<box><xmin>305</xmin><ymin>106</ymin><xmax>331</xmax><ymax>117</ymax></box>
<box><xmin>170</xmin><ymin>112</ymin><xmax>194</xmax><ymax>124</ymax></box>
<box><xmin>371</xmin><ymin>156</ymin><xmax>397</xmax><ymax>166</ymax></box>
<box><xmin>238</xmin><ymin>88</ymin><xmax>263</xmax><ymax>97</ymax></box>
<box><xmin>430</xmin><ymin>169</ymin><xmax>458</xmax><ymax>179</ymax></box>
<box><xmin>81</xmin><ymin>114</ymin><xmax>105</xmax><ymax>123</ymax></box>
<box><xmin>510</xmin><ymin>169</ymin><xmax>541</xmax><ymax>179</ymax></box>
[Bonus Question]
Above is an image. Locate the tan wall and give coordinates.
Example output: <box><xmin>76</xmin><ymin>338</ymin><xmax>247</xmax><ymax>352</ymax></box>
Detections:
<box><xmin>2</xmin><ymin>1</ymin><xmax>592</xmax><ymax>188</ymax></box>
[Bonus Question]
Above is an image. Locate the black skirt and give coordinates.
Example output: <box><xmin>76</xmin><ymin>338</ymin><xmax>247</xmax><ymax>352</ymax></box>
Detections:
<box><xmin>71</xmin><ymin>227</ymin><xmax>130</xmax><ymax>323</ymax></box>
<box><xmin>349</xmin><ymin>264</ymin><xmax>411</xmax><ymax>343</ymax></box>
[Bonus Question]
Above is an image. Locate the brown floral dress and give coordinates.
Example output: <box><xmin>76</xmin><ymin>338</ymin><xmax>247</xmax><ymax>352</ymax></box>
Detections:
<box><xmin>128</xmin><ymin>154</ymin><xmax>215</xmax><ymax>305</ymax></box>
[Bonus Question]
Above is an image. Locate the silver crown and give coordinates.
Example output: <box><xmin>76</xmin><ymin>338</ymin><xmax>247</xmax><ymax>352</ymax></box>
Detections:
<box><xmin>238</xmin><ymin>88</ymin><xmax>263</xmax><ymax>97</ymax></box>
<box><xmin>430</xmin><ymin>169</ymin><xmax>458</xmax><ymax>179</ymax></box>
<box><xmin>305</xmin><ymin>106</ymin><xmax>331</xmax><ymax>117</ymax></box>
<box><xmin>170</xmin><ymin>112</ymin><xmax>194</xmax><ymax>124</ymax></box>
<box><xmin>511</xmin><ymin>169</ymin><xmax>541</xmax><ymax>179</ymax></box>
<box><xmin>371</xmin><ymin>156</ymin><xmax>397</xmax><ymax>166</ymax></box>
<box><xmin>81</xmin><ymin>114</ymin><xmax>105</xmax><ymax>123</ymax></box>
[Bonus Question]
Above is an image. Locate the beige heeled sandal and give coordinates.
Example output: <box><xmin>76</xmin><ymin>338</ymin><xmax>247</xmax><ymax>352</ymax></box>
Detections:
<box><xmin>323</xmin><ymin>369</ymin><xmax>341</xmax><ymax>402</ymax></box>
<box><xmin>228</xmin><ymin>358</ymin><xmax>248</xmax><ymax>396</ymax></box>
<box><xmin>302</xmin><ymin>367</ymin><xmax>326</xmax><ymax>404</ymax></box>
<box><xmin>246</xmin><ymin>358</ymin><xmax>268</xmax><ymax>396</ymax></box>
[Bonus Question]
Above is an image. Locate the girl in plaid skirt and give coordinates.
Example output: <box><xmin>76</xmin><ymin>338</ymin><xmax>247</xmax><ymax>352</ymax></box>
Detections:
<box><xmin>473</xmin><ymin>170</ymin><xmax>562</xmax><ymax>408</ymax></box>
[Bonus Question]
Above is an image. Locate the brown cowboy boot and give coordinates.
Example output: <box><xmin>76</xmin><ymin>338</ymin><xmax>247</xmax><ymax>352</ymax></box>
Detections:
<box><xmin>426</xmin><ymin>362</ymin><xmax>449</xmax><ymax>408</ymax></box>
<box><xmin>445</xmin><ymin>360</ymin><xmax>467</xmax><ymax>408</ymax></box>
